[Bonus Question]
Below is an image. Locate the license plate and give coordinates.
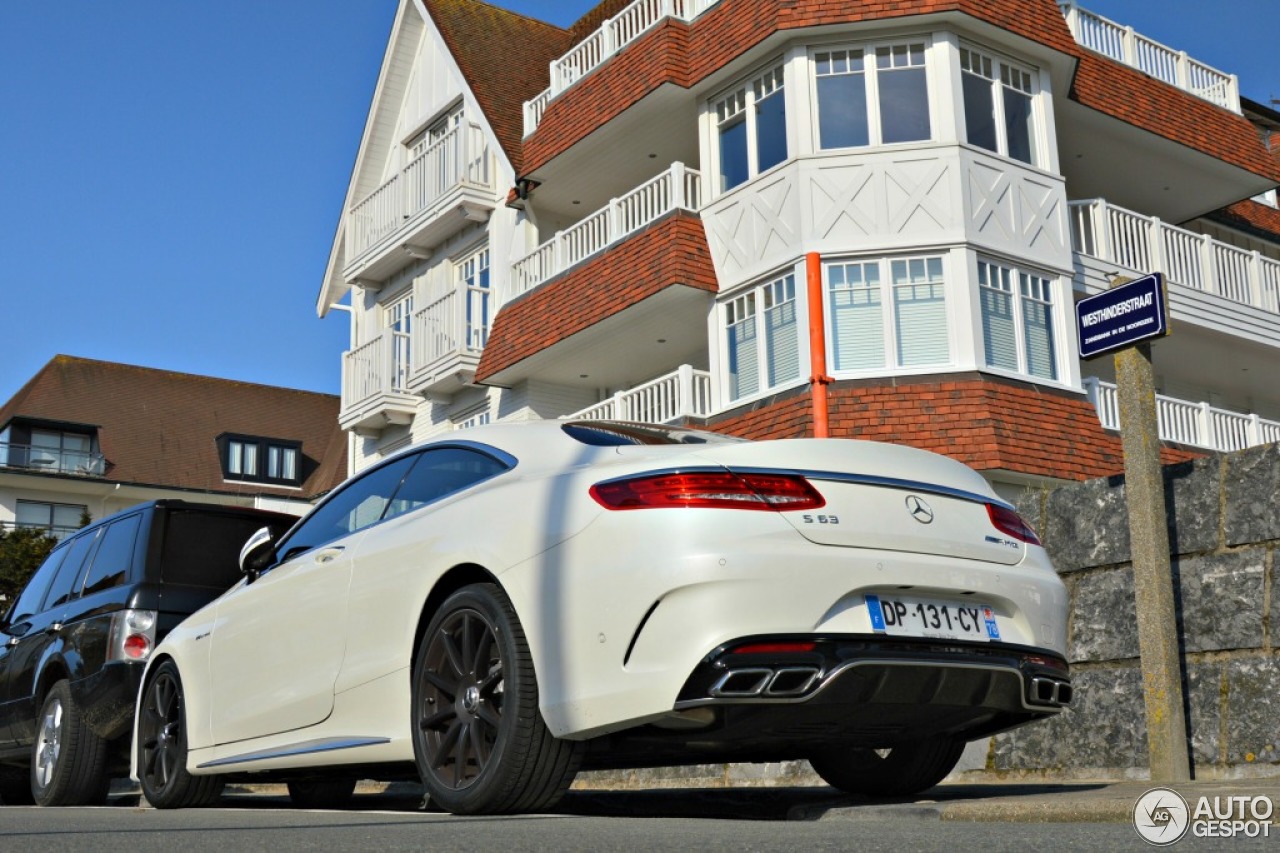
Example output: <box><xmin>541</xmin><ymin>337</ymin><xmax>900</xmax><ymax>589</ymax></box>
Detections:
<box><xmin>865</xmin><ymin>594</ymin><xmax>1001</xmax><ymax>642</ymax></box>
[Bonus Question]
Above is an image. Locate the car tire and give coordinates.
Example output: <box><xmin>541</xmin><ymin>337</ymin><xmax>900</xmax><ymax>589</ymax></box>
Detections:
<box><xmin>286</xmin><ymin>778</ymin><xmax>358</xmax><ymax>809</ymax></box>
<box><xmin>137</xmin><ymin>661</ymin><xmax>223</xmax><ymax>808</ymax></box>
<box><xmin>412</xmin><ymin>583</ymin><xmax>581</xmax><ymax>815</ymax></box>
<box><xmin>809</xmin><ymin>736</ymin><xmax>965</xmax><ymax>797</ymax></box>
<box><xmin>30</xmin><ymin>680</ymin><xmax>110</xmax><ymax>806</ymax></box>
<box><xmin>0</xmin><ymin>764</ymin><xmax>35</xmax><ymax>805</ymax></box>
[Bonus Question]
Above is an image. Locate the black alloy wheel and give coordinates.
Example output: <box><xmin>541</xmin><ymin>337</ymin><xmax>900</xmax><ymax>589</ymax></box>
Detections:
<box><xmin>137</xmin><ymin>661</ymin><xmax>222</xmax><ymax>808</ymax></box>
<box><xmin>412</xmin><ymin>583</ymin><xmax>580</xmax><ymax>815</ymax></box>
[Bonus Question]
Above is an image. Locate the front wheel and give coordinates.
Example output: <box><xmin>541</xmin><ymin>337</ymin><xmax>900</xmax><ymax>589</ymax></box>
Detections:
<box><xmin>411</xmin><ymin>583</ymin><xmax>580</xmax><ymax>815</ymax></box>
<box><xmin>31</xmin><ymin>681</ymin><xmax>110</xmax><ymax>806</ymax></box>
<box><xmin>809</xmin><ymin>736</ymin><xmax>965</xmax><ymax>797</ymax></box>
<box><xmin>137</xmin><ymin>661</ymin><xmax>222</xmax><ymax>808</ymax></box>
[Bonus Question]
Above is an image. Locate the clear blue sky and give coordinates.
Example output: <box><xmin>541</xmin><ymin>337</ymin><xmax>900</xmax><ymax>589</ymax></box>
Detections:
<box><xmin>0</xmin><ymin>1</ymin><xmax>1274</xmax><ymax>404</ymax></box>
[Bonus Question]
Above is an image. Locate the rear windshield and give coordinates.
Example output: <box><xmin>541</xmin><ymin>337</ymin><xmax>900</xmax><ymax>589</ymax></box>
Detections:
<box><xmin>160</xmin><ymin>511</ymin><xmax>288</xmax><ymax>589</ymax></box>
<box><xmin>562</xmin><ymin>421</ymin><xmax>746</xmax><ymax>447</ymax></box>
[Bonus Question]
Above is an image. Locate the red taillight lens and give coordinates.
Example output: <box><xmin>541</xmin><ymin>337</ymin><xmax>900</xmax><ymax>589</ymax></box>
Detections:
<box><xmin>122</xmin><ymin>634</ymin><xmax>152</xmax><ymax>660</ymax></box>
<box><xmin>732</xmin><ymin>641</ymin><xmax>817</xmax><ymax>655</ymax></box>
<box><xmin>590</xmin><ymin>471</ymin><xmax>825</xmax><ymax>511</ymax></box>
<box><xmin>987</xmin><ymin>503</ymin><xmax>1041</xmax><ymax>545</ymax></box>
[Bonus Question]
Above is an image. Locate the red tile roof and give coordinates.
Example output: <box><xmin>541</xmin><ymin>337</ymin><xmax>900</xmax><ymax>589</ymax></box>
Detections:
<box><xmin>1209</xmin><ymin>199</ymin><xmax>1280</xmax><ymax>242</ymax></box>
<box><xmin>422</xmin><ymin>0</ymin><xmax>574</xmax><ymax>173</ymax></box>
<box><xmin>0</xmin><ymin>356</ymin><xmax>347</xmax><ymax>498</ymax></box>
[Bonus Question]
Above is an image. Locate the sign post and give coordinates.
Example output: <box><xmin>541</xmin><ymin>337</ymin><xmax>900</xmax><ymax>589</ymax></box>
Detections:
<box><xmin>1078</xmin><ymin>273</ymin><xmax>1189</xmax><ymax>783</ymax></box>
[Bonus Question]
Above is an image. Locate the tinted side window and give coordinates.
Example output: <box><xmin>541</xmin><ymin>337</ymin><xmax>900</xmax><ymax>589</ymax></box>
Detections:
<box><xmin>162</xmin><ymin>511</ymin><xmax>292</xmax><ymax>589</ymax></box>
<box><xmin>41</xmin><ymin>529</ymin><xmax>101</xmax><ymax>611</ymax></box>
<box><xmin>277</xmin><ymin>455</ymin><xmax>418</xmax><ymax>559</ymax></box>
<box><xmin>81</xmin><ymin>514</ymin><xmax>142</xmax><ymax>596</ymax></box>
<box><xmin>5</xmin><ymin>546</ymin><xmax>68</xmax><ymax>625</ymax></box>
<box><xmin>384</xmin><ymin>447</ymin><xmax>508</xmax><ymax>521</ymax></box>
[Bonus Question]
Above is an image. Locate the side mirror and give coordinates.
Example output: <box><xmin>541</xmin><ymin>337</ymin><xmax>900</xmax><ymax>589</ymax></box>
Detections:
<box><xmin>238</xmin><ymin>526</ymin><xmax>278</xmax><ymax>582</ymax></box>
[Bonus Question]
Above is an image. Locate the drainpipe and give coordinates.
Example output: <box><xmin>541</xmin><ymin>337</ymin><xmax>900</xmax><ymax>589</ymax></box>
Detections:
<box><xmin>806</xmin><ymin>252</ymin><xmax>832</xmax><ymax>438</ymax></box>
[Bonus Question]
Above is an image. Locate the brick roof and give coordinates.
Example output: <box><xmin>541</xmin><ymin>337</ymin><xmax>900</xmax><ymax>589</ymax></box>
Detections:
<box><xmin>1207</xmin><ymin>199</ymin><xmax>1280</xmax><ymax>242</ymax></box>
<box><xmin>422</xmin><ymin>0</ymin><xmax>574</xmax><ymax>173</ymax></box>
<box><xmin>0</xmin><ymin>356</ymin><xmax>347</xmax><ymax>499</ymax></box>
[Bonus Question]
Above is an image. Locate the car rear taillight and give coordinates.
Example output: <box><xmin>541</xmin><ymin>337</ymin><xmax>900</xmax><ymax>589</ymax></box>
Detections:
<box><xmin>987</xmin><ymin>504</ymin><xmax>1041</xmax><ymax>546</ymax></box>
<box><xmin>107</xmin><ymin>609</ymin><xmax>157</xmax><ymax>663</ymax></box>
<box><xmin>731</xmin><ymin>641</ymin><xmax>817</xmax><ymax>655</ymax></box>
<box><xmin>590</xmin><ymin>471</ymin><xmax>825</xmax><ymax>511</ymax></box>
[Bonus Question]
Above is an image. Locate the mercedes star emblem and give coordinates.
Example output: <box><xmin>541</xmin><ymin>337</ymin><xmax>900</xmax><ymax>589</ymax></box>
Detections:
<box><xmin>905</xmin><ymin>494</ymin><xmax>934</xmax><ymax>524</ymax></box>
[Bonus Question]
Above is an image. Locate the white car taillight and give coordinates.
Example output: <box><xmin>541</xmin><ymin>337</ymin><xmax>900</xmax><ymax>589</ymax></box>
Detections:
<box><xmin>108</xmin><ymin>608</ymin><xmax>157</xmax><ymax>662</ymax></box>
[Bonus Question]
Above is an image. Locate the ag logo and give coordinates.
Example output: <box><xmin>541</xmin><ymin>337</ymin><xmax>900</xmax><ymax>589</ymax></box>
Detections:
<box><xmin>1133</xmin><ymin>787</ymin><xmax>1190</xmax><ymax>845</ymax></box>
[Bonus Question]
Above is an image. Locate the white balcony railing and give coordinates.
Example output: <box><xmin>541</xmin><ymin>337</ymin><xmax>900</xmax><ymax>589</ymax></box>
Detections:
<box><xmin>342</xmin><ymin>328</ymin><xmax>413</xmax><ymax>410</ymax></box>
<box><xmin>1059</xmin><ymin>2</ymin><xmax>1240</xmax><ymax>113</ymax></box>
<box><xmin>413</xmin><ymin>282</ymin><xmax>490</xmax><ymax>369</ymax></box>
<box><xmin>511</xmin><ymin>162</ymin><xmax>701</xmax><ymax>298</ymax></box>
<box><xmin>523</xmin><ymin>0</ymin><xmax>723</xmax><ymax>136</ymax></box>
<box><xmin>346</xmin><ymin>123</ymin><xmax>492</xmax><ymax>260</ymax></box>
<box><xmin>1069</xmin><ymin>199</ymin><xmax>1280</xmax><ymax>314</ymax></box>
<box><xmin>569</xmin><ymin>365</ymin><xmax>713</xmax><ymax>423</ymax></box>
<box><xmin>1084</xmin><ymin>378</ymin><xmax>1280</xmax><ymax>452</ymax></box>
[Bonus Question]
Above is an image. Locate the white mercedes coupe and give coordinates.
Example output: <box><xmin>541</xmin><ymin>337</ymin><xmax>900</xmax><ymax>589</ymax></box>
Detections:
<box><xmin>131</xmin><ymin>420</ymin><xmax>1070</xmax><ymax>814</ymax></box>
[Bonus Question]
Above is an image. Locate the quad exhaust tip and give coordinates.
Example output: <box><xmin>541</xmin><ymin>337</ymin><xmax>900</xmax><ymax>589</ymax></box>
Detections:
<box><xmin>710</xmin><ymin>667</ymin><xmax>821</xmax><ymax>698</ymax></box>
<box><xmin>1029</xmin><ymin>676</ymin><xmax>1073</xmax><ymax>707</ymax></box>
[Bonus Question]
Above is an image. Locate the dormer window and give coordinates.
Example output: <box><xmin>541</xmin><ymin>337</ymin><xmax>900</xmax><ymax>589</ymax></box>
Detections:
<box><xmin>219</xmin><ymin>434</ymin><xmax>303</xmax><ymax>486</ymax></box>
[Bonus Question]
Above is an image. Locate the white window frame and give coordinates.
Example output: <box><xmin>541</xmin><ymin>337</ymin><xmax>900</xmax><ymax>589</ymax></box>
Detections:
<box><xmin>720</xmin><ymin>272</ymin><xmax>803</xmax><ymax>404</ymax></box>
<box><xmin>456</xmin><ymin>243</ymin><xmax>491</xmax><ymax>351</ymax></box>
<box><xmin>810</xmin><ymin>37</ymin><xmax>934</xmax><ymax>151</ymax></box>
<box><xmin>959</xmin><ymin>44</ymin><xmax>1040</xmax><ymax>167</ymax></box>
<box><xmin>976</xmin><ymin>258</ymin><xmax>1059</xmax><ymax>381</ymax></box>
<box><xmin>711</xmin><ymin>60</ymin><xmax>788</xmax><ymax>194</ymax></box>
<box><xmin>824</xmin><ymin>255</ymin><xmax>953</xmax><ymax>377</ymax></box>
<box><xmin>384</xmin><ymin>289</ymin><xmax>414</xmax><ymax>392</ymax></box>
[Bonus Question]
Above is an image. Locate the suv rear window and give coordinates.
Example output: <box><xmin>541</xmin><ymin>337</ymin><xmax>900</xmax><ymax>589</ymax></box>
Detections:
<box><xmin>160</xmin><ymin>511</ymin><xmax>289</xmax><ymax>589</ymax></box>
<box><xmin>562</xmin><ymin>421</ymin><xmax>745</xmax><ymax>447</ymax></box>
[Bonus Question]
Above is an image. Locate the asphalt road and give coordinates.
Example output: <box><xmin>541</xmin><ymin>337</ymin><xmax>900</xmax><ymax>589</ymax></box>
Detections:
<box><xmin>3</xmin><ymin>787</ymin><xmax>1273</xmax><ymax>852</ymax></box>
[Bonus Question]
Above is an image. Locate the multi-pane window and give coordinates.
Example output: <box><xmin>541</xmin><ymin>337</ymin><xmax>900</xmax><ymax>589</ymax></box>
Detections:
<box><xmin>458</xmin><ymin>245</ymin><xmax>491</xmax><ymax>350</ymax></box>
<box><xmin>815</xmin><ymin>42</ymin><xmax>931</xmax><ymax>150</ymax></box>
<box><xmin>454</xmin><ymin>408</ymin><xmax>491</xmax><ymax>431</ymax></box>
<box><xmin>724</xmin><ymin>274</ymin><xmax>800</xmax><ymax>402</ymax></box>
<box><xmin>386</xmin><ymin>290</ymin><xmax>414</xmax><ymax>392</ymax></box>
<box><xmin>15</xmin><ymin>500</ymin><xmax>85</xmax><ymax>540</ymax></box>
<box><xmin>222</xmin><ymin>436</ymin><xmax>303</xmax><ymax>486</ymax></box>
<box><xmin>960</xmin><ymin>47</ymin><xmax>1036</xmax><ymax>165</ymax></box>
<box><xmin>714</xmin><ymin>64</ymin><xmax>788</xmax><ymax>193</ymax></box>
<box><xmin>978</xmin><ymin>260</ymin><xmax>1057</xmax><ymax>380</ymax></box>
<box><xmin>827</xmin><ymin>256</ymin><xmax>950</xmax><ymax>373</ymax></box>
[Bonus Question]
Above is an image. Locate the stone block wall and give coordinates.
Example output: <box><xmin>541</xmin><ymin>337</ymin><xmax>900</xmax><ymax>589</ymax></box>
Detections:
<box><xmin>997</xmin><ymin>443</ymin><xmax>1280</xmax><ymax>779</ymax></box>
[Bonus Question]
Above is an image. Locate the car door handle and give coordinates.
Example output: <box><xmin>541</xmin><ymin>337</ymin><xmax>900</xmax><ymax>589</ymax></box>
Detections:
<box><xmin>314</xmin><ymin>547</ymin><xmax>345</xmax><ymax>565</ymax></box>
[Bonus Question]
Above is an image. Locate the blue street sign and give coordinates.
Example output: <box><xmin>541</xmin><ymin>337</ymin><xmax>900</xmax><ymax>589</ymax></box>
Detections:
<box><xmin>1076</xmin><ymin>273</ymin><xmax>1169</xmax><ymax>360</ymax></box>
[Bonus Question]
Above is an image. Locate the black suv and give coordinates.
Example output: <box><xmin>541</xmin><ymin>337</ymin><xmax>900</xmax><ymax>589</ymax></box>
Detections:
<box><xmin>0</xmin><ymin>500</ymin><xmax>296</xmax><ymax>806</ymax></box>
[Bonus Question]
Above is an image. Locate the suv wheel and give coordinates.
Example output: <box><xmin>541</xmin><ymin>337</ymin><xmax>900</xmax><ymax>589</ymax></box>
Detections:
<box><xmin>31</xmin><ymin>681</ymin><xmax>110</xmax><ymax>806</ymax></box>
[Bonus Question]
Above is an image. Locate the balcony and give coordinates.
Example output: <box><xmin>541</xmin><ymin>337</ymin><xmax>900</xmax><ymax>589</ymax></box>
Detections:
<box><xmin>409</xmin><ymin>281</ymin><xmax>491</xmax><ymax>397</ymax></box>
<box><xmin>339</xmin><ymin>330</ymin><xmax>418</xmax><ymax>435</ymax></box>
<box><xmin>1069</xmin><ymin>199</ymin><xmax>1280</xmax><ymax>315</ymax></box>
<box><xmin>0</xmin><ymin>442</ymin><xmax>106</xmax><ymax>477</ymax></box>
<box><xmin>523</xmin><ymin>0</ymin><xmax>722</xmax><ymax>137</ymax></box>
<box><xmin>1084</xmin><ymin>378</ymin><xmax>1280</xmax><ymax>452</ymax></box>
<box><xmin>1059</xmin><ymin>2</ymin><xmax>1239</xmax><ymax>113</ymax></box>
<box><xmin>568</xmin><ymin>365</ymin><xmax>713</xmax><ymax>423</ymax></box>
<box><xmin>510</xmin><ymin>162</ymin><xmax>702</xmax><ymax>299</ymax></box>
<box><xmin>343</xmin><ymin>122</ymin><xmax>494</xmax><ymax>283</ymax></box>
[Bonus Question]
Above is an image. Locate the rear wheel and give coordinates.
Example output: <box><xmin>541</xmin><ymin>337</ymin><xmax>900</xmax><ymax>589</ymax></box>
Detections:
<box><xmin>137</xmin><ymin>661</ymin><xmax>222</xmax><ymax>808</ymax></box>
<box><xmin>31</xmin><ymin>680</ymin><xmax>110</xmax><ymax>806</ymax></box>
<box><xmin>809</xmin><ymin>736</ymin><xmax>965</xmax><ymax>797</ymax></box>
<box><xmin>411</xmin><ymin>583</ymin><xmax>580</xmax><ymax>815</ymax></box>
<box><xmin>287</xmin><ymin>778</ymin><xmax>358</xmax><ymax>809</ymax></box>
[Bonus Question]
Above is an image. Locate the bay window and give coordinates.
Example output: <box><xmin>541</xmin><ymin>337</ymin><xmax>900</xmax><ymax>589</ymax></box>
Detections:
<box><xmin>978</xmin><ymin>259</ymin><xmax>1057</xmax><ymax>380</ymax></box>
<box><xmin>827</xmin><ymin>256</ymin><xmax>950</xmax><ymax>373</ymax></box>
<box><xmin>960</xmin><ymin>47</ymin><xmax>1037</xmax><ymax>165</ymax></box>
<box><xmin>724</xmin><ymin>273</ymin><xmax>800</xmax><ymax>402</ymax></box>
<box><xmin>715</xmin><ymin>63</ymin><xmax>788</xmax><ymax>193</ymax></box>
<box><xmin>814</xmin><ymin>41</ymin><xmax>931</xmax><ymax>150</ymax></box>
